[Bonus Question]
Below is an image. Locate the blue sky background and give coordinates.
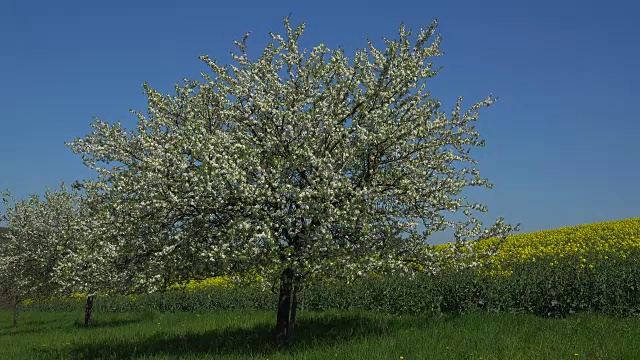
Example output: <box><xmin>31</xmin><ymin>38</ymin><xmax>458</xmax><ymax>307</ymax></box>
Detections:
<box><xmin>0</xmin><ymin>0</ymin><xmax>638</xmax><ymax>244</ymax></box>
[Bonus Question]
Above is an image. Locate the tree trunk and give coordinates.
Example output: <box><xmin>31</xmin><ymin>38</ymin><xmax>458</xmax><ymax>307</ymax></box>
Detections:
<box><xmin>84</xmin><ymin>295</ymin><xmax>94</xmax><ymax>327</ymax></box>
<box><xmin>287</xmin><ymin>275</ymin><xmax>300</xmax><ymax>344</ymax></box>
<box><xmin>274</xmin><ymin>268</ymin><xmax>294</xmax><ymax>346</ymax></box>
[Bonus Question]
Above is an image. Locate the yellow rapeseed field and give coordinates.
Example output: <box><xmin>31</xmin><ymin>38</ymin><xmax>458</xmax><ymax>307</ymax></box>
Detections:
<box><xmin>168</xmin><ymin>276</ymin><xmax>234</xmax><ymax>291</ymax></box>
<box><xmin>473</xmin><ymin>217</ymin><xmax>640</xmax><ymax>265</ymax></box>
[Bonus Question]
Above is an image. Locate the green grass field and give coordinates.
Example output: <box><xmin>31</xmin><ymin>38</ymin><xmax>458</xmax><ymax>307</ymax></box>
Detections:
<box><xmin>3</xmin><ymin>219</ymin><xmax>640</xmax><ymax>359</ymax></box>
<box><xmin>1</xmin><ymin>309</ymin><xmax>639</xmax><ymax>359</ymax></box>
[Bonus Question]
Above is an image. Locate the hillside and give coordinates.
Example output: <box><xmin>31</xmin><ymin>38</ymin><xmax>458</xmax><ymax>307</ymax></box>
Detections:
<box><xmin>471</xmin><ymin>217</ymin><xmax>640</xmax><ymax>263</ymax></box>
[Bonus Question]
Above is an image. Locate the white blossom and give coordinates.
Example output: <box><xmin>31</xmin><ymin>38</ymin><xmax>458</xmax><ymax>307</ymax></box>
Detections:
<box><xmin>0</xmin><ymin>184</ymin><xmax>80</xmax><ymax>304</ymax></box>
<box><xmin>67</xmin><ymin>17</ymin><xmax>518</xmax><ymax>289</ymax></box>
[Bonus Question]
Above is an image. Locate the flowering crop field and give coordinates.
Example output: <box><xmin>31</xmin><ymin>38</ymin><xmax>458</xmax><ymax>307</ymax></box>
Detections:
<box><xmin>471</xmin><ymin>217</ymin><xmax>640</xmax><ymax>266</ymax></box>
<box><xmin>487</xmin><ymin>217</ymin><xmax>640</xmax><ymax>259</ymax></box>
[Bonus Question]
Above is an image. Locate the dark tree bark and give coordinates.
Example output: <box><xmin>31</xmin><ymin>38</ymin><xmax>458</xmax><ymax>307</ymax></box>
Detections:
<box><xmin>274</xmin><ymin>268</ymin><xmax>294</xmax><ymax>346</ymax></box>
<box><xmin>84</xmin><ymin>295</ymin><xmax>94</xmax><ymax>327</ymax></box>
<box><xmin>287</xmin><ymin>275</ymin><xmax>300</xmax><ymax>344</ymax></box>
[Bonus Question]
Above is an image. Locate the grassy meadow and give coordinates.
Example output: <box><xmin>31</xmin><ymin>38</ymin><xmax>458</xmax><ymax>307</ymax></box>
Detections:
<box><xmin>2</xmin><ymin>309</ymin><xmax>640</xmax><ymax>359</ymax></box>
<box><xmin>3</xmin><ymin>218</ymin><xmax>640</xmax><ymax>359</ymax></box>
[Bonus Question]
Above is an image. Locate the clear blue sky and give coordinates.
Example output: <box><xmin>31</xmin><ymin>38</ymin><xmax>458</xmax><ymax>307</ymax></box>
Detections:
<box><xmin>1</xmin><ymin>0</ymin><xmax>638</xmax><ymax>243</ymax></box>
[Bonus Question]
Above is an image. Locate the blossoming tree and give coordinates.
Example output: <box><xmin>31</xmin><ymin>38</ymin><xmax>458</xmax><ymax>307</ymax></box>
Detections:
<box><xmin>55</xmin><ymin>184</ymin><xmax>214</xmax><ymax>327</ymax></box>
<box><xmin>0</xmin><ymin>184</ymin><xmax>81</xmax><ymax>327</ymax></box>
<box><xmin>68</xmin><ymin>17</ymin><xmax>517</xmax><ymax>344</ymax></box>
<box><xmin>0</xmin><ymin>183</ymin><xmax>178</xmax><ymax>328</ymax></box>
<box><xmin>51</xmin><ymin>187</ymin><xmax>139</xmax><ymax>327</ymax></box>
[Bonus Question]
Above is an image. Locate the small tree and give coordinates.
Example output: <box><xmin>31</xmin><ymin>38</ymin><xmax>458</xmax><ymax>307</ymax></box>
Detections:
<box><xmin>51</xmin><ymin>188</ymin><xmax>119</xmax><ymax>327</ymax></box>
<box><xmin>69</xmin><ymin>17</ymin><xmax>517</xmax><ymax>344</ymax></box>
<box><xmin>0</xmin><ymin>185</ymin><xmax>155</xmax><ymax>328</ymax></box>
<box><xmin>0</xmin><ymin>184</ymin><xmax>79</xmax><ymax>327</ymax></box>
<box><xmin>54</xmin><ymin>185</ymin><xmax>204</xmax><ymax>327</ymax></box>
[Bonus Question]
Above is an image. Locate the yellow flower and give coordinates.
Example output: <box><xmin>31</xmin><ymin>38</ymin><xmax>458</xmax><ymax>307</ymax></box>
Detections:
<box><xmin>466</xmin><ymin>217</ymin><xmax>640</xmax><ymax>272</ymax></box>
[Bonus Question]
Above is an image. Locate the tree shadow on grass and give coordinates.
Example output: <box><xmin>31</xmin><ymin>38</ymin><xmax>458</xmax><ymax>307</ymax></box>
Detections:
<box><xmin>0</xmin><ymin>318</ymin><xmax>58</xmax><ymax>330</ymax></box>
<box><xmin>43</xmin><ymin>312</ymin><xmax>433</xmax><ymax>359</ymax></box>
<box><xmin>0</xmin><ymin>317</ymin><xmax>70</xmax><ymax>337</ymax></box>
<box><xmin>1</xmin><ymin>313</ymin><xmax>146</xmax><ymax>337</ymax></box>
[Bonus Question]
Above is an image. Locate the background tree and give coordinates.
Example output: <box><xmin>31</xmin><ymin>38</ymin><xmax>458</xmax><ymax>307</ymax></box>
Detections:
<box><xmin>0</xmin><ymin>184</ymin><xmax>79</xmax><ymax>327</ymax></box>
<box><xmin>51</xmin><ymin>188</ymin><xmax>128</xmax><ymax>327</ymax></box>
<box><xmin>68</xmin><ymin>17</ymin><xmax>518</xmax><ymax>345</ymax></box>
<box><xmin>0</xmin><ymin>184</ymin><xmax>171</xmax><ymax>328</ymax></box>
<box><xmin>54</xmin><ymin>184</ymin><xmax>217</xmax><ymax>327</ymax></box>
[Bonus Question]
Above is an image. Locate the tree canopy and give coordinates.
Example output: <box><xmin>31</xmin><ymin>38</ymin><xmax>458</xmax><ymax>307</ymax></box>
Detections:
<box><xmin>64</xmin><ymin>17</ymin><xmax>518</xmax><ymax>343</ymax></box>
